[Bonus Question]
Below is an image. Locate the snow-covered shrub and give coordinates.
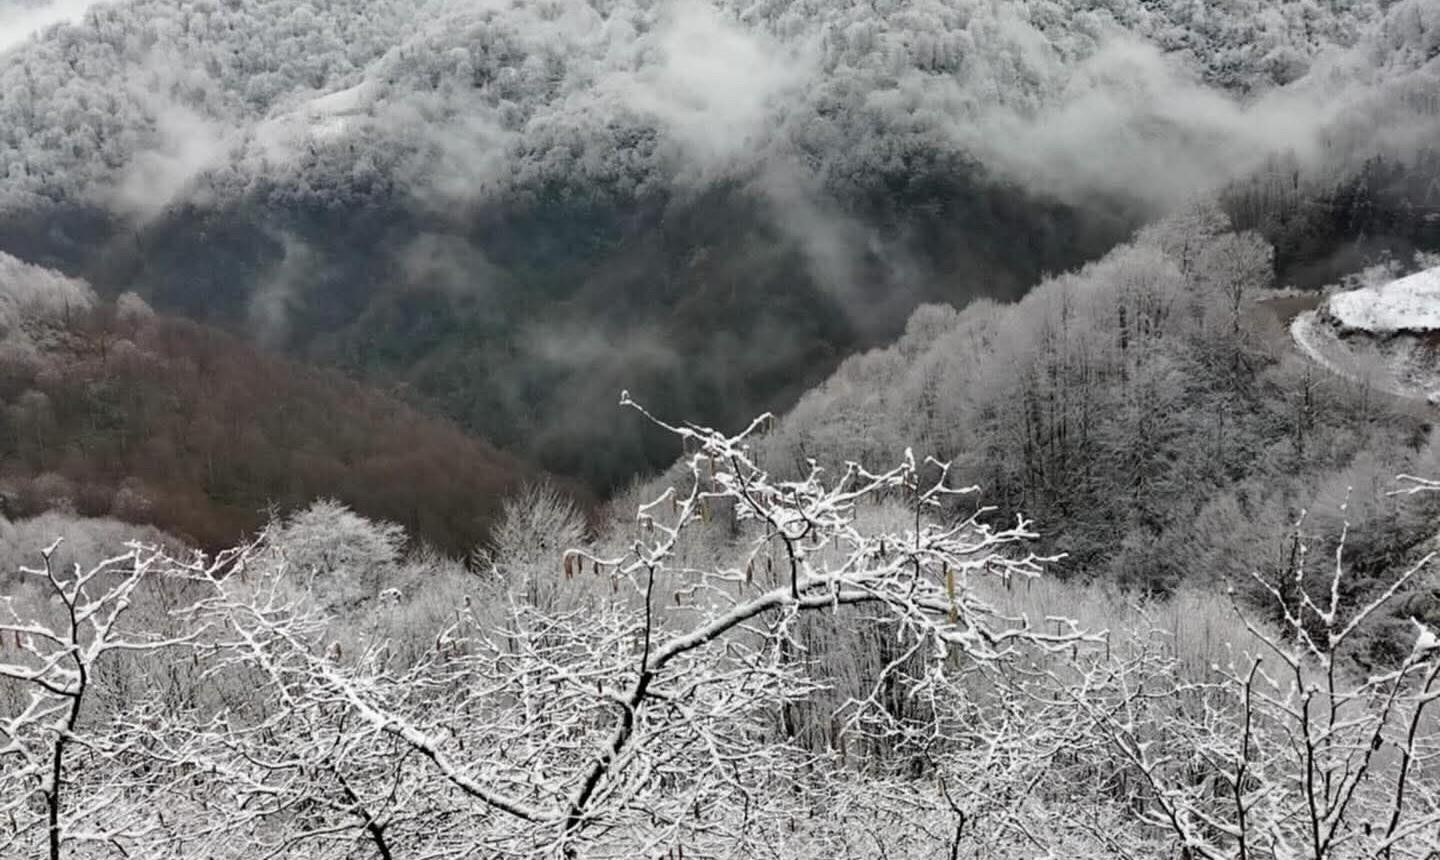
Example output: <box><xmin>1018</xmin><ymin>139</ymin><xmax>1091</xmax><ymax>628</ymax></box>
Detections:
<box><xmin>266</xmin><ymin>498</ymin><xmax>406</xmax><ymax>609</ymax></box>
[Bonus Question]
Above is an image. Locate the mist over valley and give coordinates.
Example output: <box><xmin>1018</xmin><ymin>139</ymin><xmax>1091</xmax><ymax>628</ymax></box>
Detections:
<box><xmin>3</xmin><ymin>1</ymin><xmax>1440</xmax><ymax>856</ymax></box>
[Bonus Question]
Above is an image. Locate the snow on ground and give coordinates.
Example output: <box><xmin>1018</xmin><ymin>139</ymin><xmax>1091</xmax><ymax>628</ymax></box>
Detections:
<box><xmin>252</xmin><ymin>80</ymin><xmax>379</xmax><ymax>158</ymax></box>
<box><xmin>1287</xmin><ymin>264</ymin><xmax>1440</xmax><ymax>406</ymax></box>
<box><xmin>1292</xmin><ymin>284</ymin><xmax>1440</xmax><ymax>406</ymax></box>
<box><xmin>297</xmin><ymin>80</ymin><xmax>378</xmax><ymax>140</ymax></box>
<box><xmin>301</xmin><ymin>81</ymin><xmax>378</xmax><ymax>118</ymax></box>
<box><xmin>1325</xmin><ymin>264</ymin><xmax>1440</xmax><ymax>334</ymax></box>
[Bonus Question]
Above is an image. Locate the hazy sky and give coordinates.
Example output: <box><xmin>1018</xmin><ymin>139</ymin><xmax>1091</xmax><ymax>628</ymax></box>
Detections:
<box><xmin>0</xmin><ymin>0</ymin><xmax>104</xmax><ymax>54</ymax></box>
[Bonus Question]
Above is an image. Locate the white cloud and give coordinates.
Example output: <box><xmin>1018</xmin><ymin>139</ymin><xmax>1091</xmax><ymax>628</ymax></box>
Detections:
<box><xmin>248</xmin><ymin>233</ymin><xmax>322</xmax><ymax>349</ymax></box>
<box><xmin>108</xmin><ymin>99</ymin><xmax>232</xmax><ymax>220</ymax></box>
<box><xmin>607</xmin><ymin>0</ymin><xmax>819</xmax><ymax>183</ymax></box>
<box><xmin>953</xmin><ymin>33</ymin><xmax>1390</xmax><ymax>213</ymax></box>
<box><xmin>0</xmin><ymin>0</ymin><xmax>108</xmax><ymax>54</ymax></box>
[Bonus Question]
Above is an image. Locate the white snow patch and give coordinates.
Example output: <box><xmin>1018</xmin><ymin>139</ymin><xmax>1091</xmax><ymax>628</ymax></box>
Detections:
<box><xmin>302</xmin><ymin>81</ymin><xmax>377</xmax><ymax>119</ymax></box>
<box><xmin>252</xmin><ymin>81</ymin><xmax>378</xmax><ymax>157</ymax></box>
<box><xmin>298</xmin><ymin>81</ymin><xmax>377</xmax><ymax>142</ymax></box>
<box><xmin>1292</xmin><ymin>264</ymin><xmax>1440</xmax><ymax>405</ymax></box>
<box><xmin>308</xmin><ymin>116</ymin><xmax>352</xmax><ymax>142</ymax></box>
<box><xmin>1325</xmin><ymin>265</ymin><xmax>1440</xmax><ymax>334</ymax></box>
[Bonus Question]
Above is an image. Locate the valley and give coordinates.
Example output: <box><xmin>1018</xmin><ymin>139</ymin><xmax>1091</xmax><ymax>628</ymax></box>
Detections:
<box><xmin>2</xmin><ymin>0</ymin><xmax>1440</xmax><ymax>857</ymax></box>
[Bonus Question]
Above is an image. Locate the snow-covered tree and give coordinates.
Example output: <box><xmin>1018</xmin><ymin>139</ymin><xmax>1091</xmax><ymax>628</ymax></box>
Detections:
<box><xmin>2</xmin><ymin>403</ymin><xmax>1440</xmax><ymax>856</ymax></box>
<box><xmin>0</xmin><ymin>539</ymin><xmax>234</xmax><ymax>859</ymax></box>
<box><xmin>266</xmin><ymin>499</ymin><xmax>405</xmax><ymax>609</ymax></box>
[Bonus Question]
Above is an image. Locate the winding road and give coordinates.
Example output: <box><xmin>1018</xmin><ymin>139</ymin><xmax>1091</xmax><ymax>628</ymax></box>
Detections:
<box><xmin>1259</xmin><ymin>293</ymin><xmax>1438</xmax><ymax>411</ymax></box>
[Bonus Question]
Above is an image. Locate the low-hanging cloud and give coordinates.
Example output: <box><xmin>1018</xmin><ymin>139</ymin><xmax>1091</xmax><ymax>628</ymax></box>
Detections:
<box><xmin>955</xmin><ymin>35</ymin><xmax>1343</xmax><ymax>213</ymax></box>
<box><xmin>248</xmin><ymin>233</ymin><xmax>326</xmax><ymax>349</ymax></box>
<box><xmin>109</xmin><ymin>99</ymin><xmax>232</xmax><ymax>220</ymax></box>
<box><xmin>18</xmin><ymin>0</ymin><xmax>1434</xmax><ymax>235</ymax></box>
<box><xmin>607</xmin><ymin>0</ymin><xmax>818</xmax><ymax>185</ymax></box>
<box><xmin>952</xmin><ymin>5</ymin><xmax>1440</xmax><ymax>215</ymax></box>
<box><xmin>753</xmin><ymin>163</ymin><xmax>874</xmax><ymax>306</ymax></box>
<box><xmin>0</xmin><ymin>0</ymin><xmax>107</xmax><ymax>54</ymax></box>
<box><xmin>399</xmin><ymin>232</ymin><xmax>503</xmax><ymax>298</ymax></box>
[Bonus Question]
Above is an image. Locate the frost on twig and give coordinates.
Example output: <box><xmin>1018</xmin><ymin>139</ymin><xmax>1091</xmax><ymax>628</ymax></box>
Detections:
<box><xmin>126</xmin><ymin>402</ymin><xmax>1093</xmax><ymax>857</ymax></box>
<box><xmin>14</xmin><ymin>408</ymin><xmax>1440</xmax><ymax>858</ymax></box>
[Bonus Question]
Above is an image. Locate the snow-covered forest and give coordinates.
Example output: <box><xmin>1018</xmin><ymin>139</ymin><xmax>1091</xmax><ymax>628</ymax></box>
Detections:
<box><xmin>2</xmin><ymin>0</ymin><xmax>1440</xmax><ymax>856</ymax></box>
<box><xmin>0</xmin><ymin>0</ymin><xmax>1428</xmax><ymax>208</ymax></box>
<box><xmin>5</xmin><ymin>391</ymin><xmax>1440</xmax><ymax>857</ymax></box>
<box><xmin>0</xmin><ymin>0</ymin><xmax>1436</xmax><ymax>485</ymax></box>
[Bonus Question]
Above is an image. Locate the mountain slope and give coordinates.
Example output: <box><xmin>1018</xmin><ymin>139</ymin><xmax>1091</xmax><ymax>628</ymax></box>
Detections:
<box><xmin>0</xmin><ymin>252</ymin><xmax>554</xmax><ymax>552</ymax></box>
<box><xmin>756</xmin><ymin>207</ymin><xmax>1440</xmax><ymax>619</ymax></box>
<box><xmin>0</xmin><ymin>0</ymin><xmax>1436</xmax><ymax>490</ymax></box>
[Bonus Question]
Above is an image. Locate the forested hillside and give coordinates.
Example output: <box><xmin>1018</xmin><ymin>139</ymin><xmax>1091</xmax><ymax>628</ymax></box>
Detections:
<box><xmin>4</xmin><ymin>391</ymin><xmax>1440</xmax><ymax>857</ymax></box>
<box><xmin>0</xmin><ymin>0</ymin><xmax>1436</xmax><ymax>487</ymax></box>
<box><xmin>555</xmin><ymin>203</ymin><xmax>1434</xmax><ymax>668</ymax></box>
<box><xmin>763</xmin><ymin>206</ymin><xmax>1440</xmax><ymax>603</ymax></box>
<box><xmin>0</xmin><ymin>251</ymin><xmax>550</xmax><ymax>552</ymax></box>
<box><xmin>5</xmin><ymin>4</ymin><xmax>1440</xmax><ymax>855</ymax></box>
<box><xmin>766</xmin><ymin>213</ymin><xmax>1440</xmax><ymax>676</ymax></box>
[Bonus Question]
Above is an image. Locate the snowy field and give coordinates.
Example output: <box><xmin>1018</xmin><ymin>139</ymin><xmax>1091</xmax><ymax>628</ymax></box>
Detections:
<box><xmin>1325</xmin><ymin>264</ymin><xmax>1440</xmax><ymax>334</ymax></box>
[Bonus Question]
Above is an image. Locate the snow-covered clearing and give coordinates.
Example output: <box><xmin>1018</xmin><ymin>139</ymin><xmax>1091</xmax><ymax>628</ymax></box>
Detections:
<box><xmin>1326</xmin><ymin>264</ymin><xmax>1440</xmax><ymax>334</ymax></box>
<box><xmin>1290</xmin><ymin>266</ymin><xmax>1440</xmax><ymax>405</ymax></box>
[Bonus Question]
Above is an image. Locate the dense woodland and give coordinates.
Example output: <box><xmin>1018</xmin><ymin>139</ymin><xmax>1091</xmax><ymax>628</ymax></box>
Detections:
<box><xmin>3</xmin><ymin>203</ymin><xmax>1440</xmax><ymax>857</ymax></box>
<box><xmin>4</xmin><ymin>0</ymin><xmax>1440</xmax><ymax>857</ymax></box>
<box><xmin>0</xmin><ymin>251</ymin><xmax>549</xmax><ymax>553</ymax></box>
<box><xmin>0</xmin><ymin>0</ymin><xmax>1437</xmax><ymax>487</ymax></box>
<box><xmin>766</xmin><ymin>208</ymin><xmax>1436</xmax><ymax>585</ymax></box>
<box><xmin>0</xmin><ymin>0</ymin><xmax>1394</xmax><ymax>209</ymax></box>
<box><xmin>5</xmin><ymin>387</ymin><xmax>1440</xmax><ymax>857</ymax></box>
